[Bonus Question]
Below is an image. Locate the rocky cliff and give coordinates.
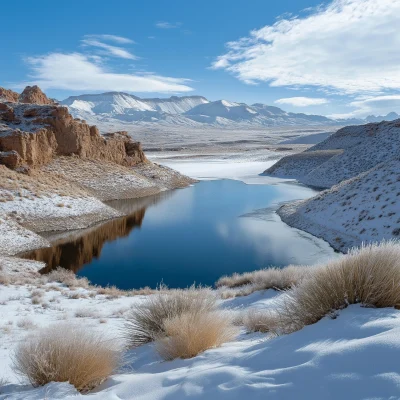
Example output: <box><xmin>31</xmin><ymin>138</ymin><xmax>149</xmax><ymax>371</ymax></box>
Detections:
<box><xmin>0</xmin><ymin>87</ymin><xmax>147</xmax><ymax>170</ymax></box>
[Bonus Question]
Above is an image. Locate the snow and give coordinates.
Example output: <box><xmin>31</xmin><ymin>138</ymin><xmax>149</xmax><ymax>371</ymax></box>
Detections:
<box><xmin>279</xmin><ymin>131</ymin><xmax>334</xmax><ymax>145</ymax></box>
<box><xmin>278</xmin><ymin>159</ymin><xmax>400</xmax><ymax>251</ymax></box>
<box><xmin>0</xmin><ymin>217</ymin><xmax>50</xmax><ymax>256</ymax></box>
<box><xmin>264</xmin><ymin>119</ymin><xmax>400</xmax><ymax>251</ymax></box>
<box><xmin>1</xmin><ymin>280</ymin><xmax>399</xmax><ymax>400</ymax></box>
<box><xmin>61</xmin><ymin>93</ymin><xmax>348</xmax><ymax>128</ymax></box>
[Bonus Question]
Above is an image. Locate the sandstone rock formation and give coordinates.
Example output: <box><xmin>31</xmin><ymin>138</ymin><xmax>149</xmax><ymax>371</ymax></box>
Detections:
<box><xmin>18</xmin><ymin>85</ymin><xmax>55</xmax><ymax>105</ymax></box>
<box><xmin>0</xmin><ymin>87</ymin><xmax>19</xmax><ymax>102</ymax></box>
<box><xmin>0</xmin><ymin>86</ymin><xmax>148</xmax><ymax>169</ymax></box>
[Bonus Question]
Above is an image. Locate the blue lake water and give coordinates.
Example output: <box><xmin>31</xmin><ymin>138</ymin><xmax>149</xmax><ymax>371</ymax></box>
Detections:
<box><xmin>24</xmin><ymin>179</ymin><xmax>336</xmax><ymax>289</ymax></box>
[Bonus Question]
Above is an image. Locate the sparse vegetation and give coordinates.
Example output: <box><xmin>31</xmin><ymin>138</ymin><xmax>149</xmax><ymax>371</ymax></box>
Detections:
<box><xmin>156</xmin><ymin>311</ymin><xmax>238</xmax><ymax>360</ymax></box>
<box><xmin>12</xmin><ymin>324</ymin><xmax>120</xmax><ymax>392</ymax></box>
<box><xmin>124</xmin><ymin>287</ymin><xmax>217</xmax><ymax>348</ymax></box>
<box><xmin>216</xmin><ymin>264</ymin><xmax>312</xmax><ymax>298</ymax></box>
<box><xmin>248</xmin><ymin>241</ymin><xmax>400</xmax><ymax>335</ymax></box>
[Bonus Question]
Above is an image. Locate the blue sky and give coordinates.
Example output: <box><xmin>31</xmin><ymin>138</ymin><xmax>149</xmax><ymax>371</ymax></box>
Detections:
<box><xmin>1</xmin><ymin>0</ymin><xmax>399</xmax><ymax>117</ymax></box>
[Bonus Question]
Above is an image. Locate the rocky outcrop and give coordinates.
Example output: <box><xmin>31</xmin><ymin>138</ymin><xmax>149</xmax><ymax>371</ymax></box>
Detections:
<box><xmin>0</xmin><ymin>86</ymin><xmax>148</xmax><ymax>169</ymax></box>
<box><xmin>19</xmin><ymin>85</ymin><xmax>55</xmax><ymax>105</ymax></box>
<box><xmin>0</xmin><ymin>87</ymin><xmax>19</xmax><ymax>102</ymax></box>
<box><xmin>0</xmin><ymin>150</ymin><xmax>23</xmax><ymax>169</ymax></box>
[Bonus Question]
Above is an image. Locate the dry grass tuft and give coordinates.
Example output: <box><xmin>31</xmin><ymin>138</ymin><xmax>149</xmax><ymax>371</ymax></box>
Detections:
<box><xmin>244</xmin><ymin>309</ymin><xmax>281</xmax><ymax>334</ymax></box>
<box><xmin>45</xmin><ymin>268</ymin><xmax>89</xmax><ymax>289</ymax></box>
<box><xmin>216</xmin><ymin>265</ymin><xmax>312</xmax><ymax>298</ymax></box>
<box><xmin>276</xmin><ymin>241</ymin><xmax>400</xmax><ymax>333</ymax></box>
<box><xmin>12</xmin><ymin>324</ymin><xmax>120</xmax><ymax>392</ymax></box>
<box><xmin>124</xmin><ymin>287</ymin><xmax>217</xmax><ymax>348</ymax></box>
<box><xmin>17</xmin><ymin>318</ymin><xmax>36</xmax><ymax>330</ymax></box>
<box><xmin>156</xmin><ymin>311</ymin><xmax>238</xmax><ymax>360</ymax></box>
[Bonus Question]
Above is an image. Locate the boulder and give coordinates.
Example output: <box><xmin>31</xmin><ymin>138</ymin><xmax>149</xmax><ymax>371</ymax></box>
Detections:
<box><xmin>0</xmin><ymin>150</ymin><xmax>23</xmax><ymax>169</ymax></box>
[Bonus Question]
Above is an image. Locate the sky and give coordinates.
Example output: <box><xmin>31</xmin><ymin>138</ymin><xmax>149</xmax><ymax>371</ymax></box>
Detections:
<box><xmin>1</xmin><ymin>0</ymin><xmax>400</xmax><ymax>118</ymax></box>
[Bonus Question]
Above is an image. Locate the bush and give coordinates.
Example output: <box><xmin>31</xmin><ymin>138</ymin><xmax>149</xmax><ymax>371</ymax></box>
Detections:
<box><xmin>277</xmin><ymin>241</ymin><xmax>400</xmax><ymax>333</ymax></box>
<box><xmin>216</xmin><ymin>265</ymin><xmax>312</xmax><ymax>298</ymax></box>
<box><xmin>12</xmin><ymin>324</ymin><xmax>120</xmax><ymax>392</ymax></box>
<box><xmin>124</xmin><ymin>287</ymin><xmax>217</xmax><ymax>348</ymax></box>
<box><xmin>243</xmin><ymin>309</ymin><xmax>281</xmax><ymax>334</ymax></box>
<box><xmin>156</xmin><ymin>311</ymin><xmax>238</xmax><ymax>360</ymax></box>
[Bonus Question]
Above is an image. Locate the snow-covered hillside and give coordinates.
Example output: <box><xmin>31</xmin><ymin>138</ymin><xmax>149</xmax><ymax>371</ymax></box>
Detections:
<box><xmin>266</xmin><ymin>119</ymin><xmax>400</xmax><ymax>188</ymax></box>
<box><xmin>279</xmin><ymin>159</ymin><xmax>400</xmax><ymax>251</ymax></box>
<box><xmin>265</xmin><ymin>119</ymin><xmax>400</xmax><ymax>251</ymax></box>
<box><xmin>61</xmin><ymin>92</ymin><xmax>397</xmax><ymax>128</ymax></box>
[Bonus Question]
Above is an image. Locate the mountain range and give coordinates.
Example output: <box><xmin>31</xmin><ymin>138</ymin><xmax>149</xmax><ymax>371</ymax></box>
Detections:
<box><xmin>61</xmin><ymin>92</ymin><xmax>399</xmax><ymax>127</ymax></box>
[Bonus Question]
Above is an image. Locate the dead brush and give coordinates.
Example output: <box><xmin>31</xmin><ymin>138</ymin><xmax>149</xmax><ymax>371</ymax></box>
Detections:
<box><xmin>124</xmin><ymin>287</ymin><xmax>217</xmax><ymax>348</ymax></box>
<box><xmin>276</xmin><ymin>241</ymin><xmax>400</xmax><ymax>333</ymax></box>
<box><xmin>216</xmin><ymin>265</ymin><xmax>313</xmax><ymax>298</ymax></box>
<box><xmin>156</xmin><ymin>310</ymin><xmax>238</xmax><ymax>360</ymax></box>
<box><xmin>12</xmin><ymin>323</ymin><xmax>121</xmax><ymax>392</ymax></box>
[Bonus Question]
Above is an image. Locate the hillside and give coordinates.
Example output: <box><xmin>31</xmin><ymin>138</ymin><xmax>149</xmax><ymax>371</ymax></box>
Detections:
<box><xmin>264</xmin><ymin>119</ymin><xmax>400</xmax><ymax>251</ymax></box>
<box><xmin>61</xmin><ymin>92</ymin><xmax>399</xmax><ymax>128</ymax></box>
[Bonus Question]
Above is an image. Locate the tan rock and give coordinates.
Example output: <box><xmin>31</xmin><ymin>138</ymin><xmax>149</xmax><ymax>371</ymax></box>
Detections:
<box><xmin>19</xmin><ymin>85</ymin><xmax>55</xmax><ymax>105</ymax></box>
<box><xmin>0</xmin><ymin>87</ymin><xmax>19</xmax><ymax>102</ymax></box>
<box><xmin>0</xmin><ymin>150</ymin><xmax>23</xmax><ymax>169</ymax></box>
<box><xmin>0</xmin><ymin>91</ymin><xmax>148</xmax><ymax>169</ymax></box>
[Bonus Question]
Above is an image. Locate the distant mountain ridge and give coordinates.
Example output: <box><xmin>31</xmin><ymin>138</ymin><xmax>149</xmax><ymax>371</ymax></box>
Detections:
<box><xmin>61</xmin><ymin>92</ymin><xmax>399</xmax><ymax>127</ymax></box>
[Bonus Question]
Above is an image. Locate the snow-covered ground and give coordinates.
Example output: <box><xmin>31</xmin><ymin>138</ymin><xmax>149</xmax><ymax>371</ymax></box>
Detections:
<box><xmin>1</xmin><ymin>278</ymin><xmax>399</xmax><ymax>400</ymax></box>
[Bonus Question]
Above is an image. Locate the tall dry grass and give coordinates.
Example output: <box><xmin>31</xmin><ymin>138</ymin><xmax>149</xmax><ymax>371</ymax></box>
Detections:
<box><xmin>273</xmin><ymin>241</ymin><xmax>400</xmax><ymax>333</ymax></box>
<box><xmin>12</xmin><ymin>324</ymin><xmax>120</xmax><ymax>392</ymax></box>
<box><xmin>156</xmin><ymin>311</ymin><xmax>238</xmax><ymax>360</ymax></box>
<box><xmin>243</xmin><ymin>309</ymin><xmax>281</xmax><ymax>335</ymax></box>
<box><xmin>216</xmin><ymin>265</ymin><xmax>312</xmax><ymax>298</ymax></box>
<box><xmin>124</xmin><ymin>287</ymin><xmax>217</xmax><ymax>348</ymax></box>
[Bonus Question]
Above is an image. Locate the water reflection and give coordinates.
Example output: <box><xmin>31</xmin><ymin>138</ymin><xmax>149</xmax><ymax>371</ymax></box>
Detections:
<box><xmin>23</xmin><ymin>192</ymin><xmax>172</xmax><ymax>274</ymax></box>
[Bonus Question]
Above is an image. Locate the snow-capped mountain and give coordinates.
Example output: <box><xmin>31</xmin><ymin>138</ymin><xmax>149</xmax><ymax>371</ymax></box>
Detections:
<box><xmin>61</xmin><ymin>92</ymin><xmax>399</xmax><ymax>127</ymax></box>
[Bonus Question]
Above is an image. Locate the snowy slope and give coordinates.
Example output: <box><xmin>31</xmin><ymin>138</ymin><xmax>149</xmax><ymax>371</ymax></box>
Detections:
<box><xmin>278</xmin><ymin>159</ymin><xmax>400</xmax><ymax>251</ymax></box>
<box><xmin>61</xmin><ymin>92</ymin><xmax>400</xmax><ymax>128</ymax></box>
<box><xmin>266</xmin><ymin>119</ymin><xmax>400</xmax><ymax>188</ymax></box>
<box><xmin>279</xmin><ymin>131</ymin><xmax>333</xmax><ymax>144</ymax></box>
<box><xmin>1</xmin><ymin>281</ymin><xmax>399</xmax><ymax>400</ymax></box>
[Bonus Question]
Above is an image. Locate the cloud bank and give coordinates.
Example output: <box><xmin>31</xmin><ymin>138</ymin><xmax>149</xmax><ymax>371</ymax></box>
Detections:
<box><xmin>14</xmin><ymin>35</ymin><xmax>193</xmax><ymax>93</ymax></box>
<box><xmin>212</xmin><ymin>0</ymin><xmax>400</xmax><ymax>94</ymax></box>
<box><xmin>275</xmin><ymin>97</ymin><xmax>329</xmax><ymax>107</ymax></box>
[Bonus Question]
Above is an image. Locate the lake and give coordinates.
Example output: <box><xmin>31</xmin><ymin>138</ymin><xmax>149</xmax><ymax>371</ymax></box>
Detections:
<box><xmin>23</xmin><ymin>179</ymin><xmax>337</xmax><ymax>289</ymax></box>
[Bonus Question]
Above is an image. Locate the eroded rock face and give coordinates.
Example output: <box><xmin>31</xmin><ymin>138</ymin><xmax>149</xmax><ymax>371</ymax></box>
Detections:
<box><xmin>0</xmin><ymin>87</ymin><xmax>19</xmax><ymax>102</ymax></box>
<box><xmin>0</xmin><ymin>150</ymin><xmax>23</xmax><ymax>169</ymax></box>
<box><xmin>19</xmin><ymin>85</ymin><xmax>55</xmax><ymax>105</ymax></box>
<box><xmin>0</xmin><ymin>87</ymin><xmax>148</xmax><ymax>169</ymax></box>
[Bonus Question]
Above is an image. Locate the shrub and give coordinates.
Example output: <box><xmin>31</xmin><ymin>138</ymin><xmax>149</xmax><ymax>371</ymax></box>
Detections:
<box><xmin>244</xmin><ymin>309</ymin><xmax>281</xmax><ymax>334</ymax></box>
<box><xmin>216</xmin><ymin>265</ymin><xmax>312</xmax><ymax>297</ymax></box>
<box><xmin>45</xmin><ymin>268</ymin><xmax>89</xmax><ymax>289</ymax></box>
<box><xmin>124</xmin><ymin>287</ymin><xmax>217</xmax><ymax>348</ymax></box>
<box><xmin>12</xmin><ymin>324</ymin><xmax>120</xmax><ymax>392</ymax></box>
<box><xmin>277</xmin><ymin>241</ymin><xmax>400</xmax><ymax>333</ymax></box>
<box><xmin>156</xmin><ymin>311</ymin><xmax>238</xmax><ymax>360</ymax></box>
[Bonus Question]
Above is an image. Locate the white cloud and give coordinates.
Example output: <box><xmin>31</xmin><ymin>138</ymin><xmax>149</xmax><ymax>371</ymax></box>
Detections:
<box><xmin>155</xmin><ymin>22</ymin><xmax>182</xmax><ymax>29</ymax></box>
<box><xmin>81</xmin><ymin>38</ymin><xmax>137</xmax><ymax>60</ymax></box>
<box><xmin>15</xmin><ymin>53</ymin><xmax>193</xmax><ymax>93</ymax></box>
<box><xmin>84</xmin><ymin>34</ymin><xmax>134</xmax><ymax>44</ymax></box>
<box><xmin>212</xmin><ymin>0</ymin><xmax>400</xmax><ymax>94</ymax></box>
<box><xmin>275</xmin><ymin>97</ymin><xmax>329</xmax><ymax>107</ymax></box>
<box><xmin>329</xmin><ymin>95</ymin><xmax>400</xmax><ymax>118</ymax></box>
